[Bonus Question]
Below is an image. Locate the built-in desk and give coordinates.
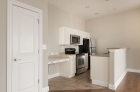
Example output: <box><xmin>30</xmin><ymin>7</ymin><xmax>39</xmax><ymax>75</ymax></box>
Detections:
<box><xmin>48</xmin><ymin>55</ymin><xmax>76</xmax><ymax>79</ymax></box>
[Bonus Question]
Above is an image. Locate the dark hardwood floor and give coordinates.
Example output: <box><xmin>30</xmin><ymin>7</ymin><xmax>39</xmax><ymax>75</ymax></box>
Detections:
<box><xmin>49</xmin><ymin>72</ymin><xmax>140</xmax><ymax>92</ymax></box>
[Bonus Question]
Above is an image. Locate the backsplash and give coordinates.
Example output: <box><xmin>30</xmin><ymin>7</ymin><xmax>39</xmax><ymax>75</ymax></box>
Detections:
<box><xmin>49</xmin><ymin>45</ymin><xmax>79</xmax><ymax>55</ymax></box>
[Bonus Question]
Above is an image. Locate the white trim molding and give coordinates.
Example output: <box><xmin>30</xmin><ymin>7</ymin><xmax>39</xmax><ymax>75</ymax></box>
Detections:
<box><xmin>48</xmin><ymin>73</ymin><xmax>59</xmax><ymax>79</ymax></box>
<box><xmin>59</xmin><ymin>73</ymin><xmax>75</xmax><ymax>78</ymax></box>
<box><xmin>42</xmin><ymin>87</ymin><xmax>49</xmax><ymax>92</ymax></box>
<box><xmin>127</xmin><ymin>68</ymin><xmax>140</xmax><ymax>73</ymax></box>
<box><xmin>115</xmin><ymin>71</ymin><xmax>127</xmax><ymax>89</ymax></box>
<box><xmin>48</xmin><ymin>73</ymin><xmax>75</xmax><ymax>79</ymax></box>
<box><xmin>7</xmin><ymin>0</ymin><xmax>43</xmax><ymax>92</ymax></box>
<box><xmin>109</xmin><ymin>84</ymin><xmax>115</xmax><ymax>90</ymax></box>
<box><xmin>92</xmin><ymin>80</ymin><xmax>109</xmax><ymax>87</ymax></box>
<box><xmin>109</xmin><ymin>71</ymin><xmax>127</xmax><ymax>90</ymax></box>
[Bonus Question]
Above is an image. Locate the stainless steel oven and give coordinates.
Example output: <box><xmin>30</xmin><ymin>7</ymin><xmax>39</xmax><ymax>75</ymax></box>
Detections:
<box><xmin>70</xmin><ymin>34</ymin><xmax>80</xmax><ymax>44</ymax></box>
<box><xmin>76</xmin><ymin>54</ymin><xmax>86</xmax><ymax>75</ymax></box>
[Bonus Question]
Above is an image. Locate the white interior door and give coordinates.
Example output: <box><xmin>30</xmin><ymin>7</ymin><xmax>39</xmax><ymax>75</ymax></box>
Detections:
<box><xmin>12</xmin><ymin>5</ymin><xmax>39</xmax><ymax>92</ymax></box>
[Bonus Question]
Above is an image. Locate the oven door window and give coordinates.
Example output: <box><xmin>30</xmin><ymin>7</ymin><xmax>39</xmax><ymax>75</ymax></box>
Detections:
<box><xmin>78</xmin><ymin>58</ymin><xmax>84</xmax><ymax>65</ymax></box>
<box><xmin>77</xmin><ymin>58</ymin><xmax>85</xmax><ymax>69</ymax></box>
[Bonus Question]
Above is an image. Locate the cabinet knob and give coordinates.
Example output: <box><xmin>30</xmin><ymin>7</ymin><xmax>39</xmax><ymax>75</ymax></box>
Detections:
<box><xmin>14</xmin><ymin>58</ymin><xmax>22</xmax><ymax>61</ymax></box>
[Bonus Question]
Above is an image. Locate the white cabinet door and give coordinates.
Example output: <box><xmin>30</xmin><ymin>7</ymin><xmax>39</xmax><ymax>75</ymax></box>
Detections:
<box><xmin>86</xmin><ymin>32</ymin><xmax>90</xmax><ymax>39</ymax></box>
<box><xmin>64</xmin><ymin>27</ymin><xmax>71</xmax><ymax>44</ymax></box>
<box><xmin>59</xmin><ymin>60</ymin><xmax>71</xmax><ymax>77</ymax></box>
<box><xmin>59</xmin><ymin>57</ymin><xmax>76</xmax><ymax>78</ymax></box>
<box><xmin>71</xmin><ymin>28</ymin><xmax>80</xmax><ymax>35</ymax></box>
<box><xmin>59</xmin><ymin>27</ymin><xmax>71</xmax><ymax>45</ymax></box>
<box><xmin>83</xmin><ymin>32</ymin><xmax>90</xmax><ymax>39</ymax></box>
<box><xmin>70</xmin><ymin>58</ymin><xmax>76</xmax><ymax>74</ymax></box>
<box><xmin>79</xmin><ymin>31</ymin><xmax>83</xmax><ymax>45</ymax></box>
<box><xmin>12</xmin><ymin>5</ymin><xmax>39</xmax><ymax>92</ymax></box>
<box><xmin>82</xmin><ymin>31</ymin><xmax>86</xmax><ymax>39</ymax></box>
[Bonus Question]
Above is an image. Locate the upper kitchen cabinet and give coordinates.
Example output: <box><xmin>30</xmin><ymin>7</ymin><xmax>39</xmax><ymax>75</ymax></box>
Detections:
<box><xmin>59</xmin><ymin>26</ymin><xmax>90</xmax><ymax>45</ymax></box>
<box><xmin>71</xmin><ymin>28</ymin><xmax>80</xmax><ymax>36</ymax></box>
<box><xmin>78</xmin><ymin>30</ymin><xmax>83</xmax><ymax>45</ymax></box>
<box><xmin>59</xmin><ymin>26</ymin><xmax>71</xmax><ymax>45</ymax></box>
<box><xmin>83</xmin><ymin>32</ymin><xmax>90</xmax><ymax>39</ymax></box>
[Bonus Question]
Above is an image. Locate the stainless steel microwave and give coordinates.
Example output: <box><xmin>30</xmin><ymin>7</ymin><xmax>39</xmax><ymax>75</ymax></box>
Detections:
<box><xmin>70</xmin><ymin>34</ymin><xmax>80</xmax><ymax>44</ymax></box>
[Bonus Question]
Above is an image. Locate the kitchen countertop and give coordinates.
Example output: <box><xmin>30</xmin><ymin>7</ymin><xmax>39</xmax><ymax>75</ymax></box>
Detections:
<box><xmin>90</xmin><ymin>54</ymin><xmax>109</xmax><ymax>57</ymax></box>
<box><xmin>48</xmin><ymin>54</ymin><xmax>76</xmax><ymax>64</ymax></box>
<box><xmin>59</xmin><ymin>54</ymin><xmax>76</xmax><ymax>56</ymax></box>
<box><xmin>48</xmin><ymin>57</ymin><xmax>70</xmax><ymax>62</ymax></box>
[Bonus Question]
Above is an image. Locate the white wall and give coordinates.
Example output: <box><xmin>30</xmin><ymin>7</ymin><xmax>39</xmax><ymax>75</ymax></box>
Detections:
<box><xmin>86</xmin><ymin>8</ymin><xmax>140</xmax><ymax>70</ymax></box>
<box><xmin>109</xmin><ymin>49</ymin><xmax>127</xmax><ymax>89</ymax></box>
<box><xmin>48</xmin><ymin>4</ymin><xmax>85</xmax><ymax>55</ymax></box>
<box><xmin>48</xmin><ymin>4</ymin><xmax>85</xmax><ymax>75</ymax></box>
<box><xmin>114</xmin><ymin>50</ymin><xmax>127</xmax><ymax>83</ymax></box>
<box><xmin>0</xmin><ymin>0</ymin><xmax>6</xmax><ymax>92</ymax></box>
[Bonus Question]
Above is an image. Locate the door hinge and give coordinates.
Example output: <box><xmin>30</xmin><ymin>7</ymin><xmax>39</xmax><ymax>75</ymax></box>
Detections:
<box><xmin>38</xmin><ymin>79</ymin><xmax>39</xmax><ymax>83</ymax></box>
<box><xmin>37</xmin><ymin>19</ymin><xmax>39</xmax><ymax>24</ymax></box>
<box><xmin>38</xmin><ymin>50</ymin><xmax>39</xmax><ymax>53</ymax></box>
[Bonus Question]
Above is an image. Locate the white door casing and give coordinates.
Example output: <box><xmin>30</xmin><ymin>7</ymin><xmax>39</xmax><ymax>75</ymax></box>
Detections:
<box><xmin>12</xmin><ymin>5</ymin><xmax>39</xmax><ymax>92</ymax></box>
<box><xmin>7</xmin><ymin>1</ymin><xmax>44</xmax><ymax>92</ymax></box>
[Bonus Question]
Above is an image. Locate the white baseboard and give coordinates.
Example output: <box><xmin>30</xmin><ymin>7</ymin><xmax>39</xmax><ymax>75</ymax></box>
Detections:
<box><xmin>48</xmin><ymin>73</ymin><xmax>75</xmax><ymax>79</ymax></box>
<box><xmin>92</xmin><ymin>80</ymin><xmax>109</xmax><ymax>87</ymax></box>
<box><xmin>115</xmin><ymin>71</ymin><xmax>127</xmax><ymax>89</ymax></box>
<box><xmin>109</xmin><ymin>84</ymin><xmax>115</xmax><ymax>90</ymax></box>
<box><xmin>109</xmin><ymin>70</ymin><xmax>127</xmax><ymax>90</ymax></box>
<box><xmin>59</xmin><ymin>73</ymin><xmax>75</xmax><ymax>78</ymax></box>
<box><xmin>48</xmin><ymin>73</ymin><xmax>59</xmax><ymax>79</ymax></box>
<box><xmin>127</xmin><ymin>68</ymin><xmax>140</xmax><ymax>73</ymax></box>
<box><xmin>42</xmin><ymin>86</ymin><xmax>49</xmax><ymax>92</ymax></box>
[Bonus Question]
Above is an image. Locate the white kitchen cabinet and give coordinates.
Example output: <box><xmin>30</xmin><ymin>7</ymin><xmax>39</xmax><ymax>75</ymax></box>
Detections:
<box><xmin>85</xmin><ymin>53</ymin><xmax>88</xmax><ymax>70</ymax></box>
<box><xmin>59</xmin><ymin>26</ymin><xmax>71</xmax><ymax>45</ymax></box>
<box><xmin>78</xmin><ymin>31</ymin><xmax>83</xmax><ymax>45</ymax></box>
<box><xmin>59</xmin><ymin>26</ymin><xmax>90</xmax><ymax>45</ymax></box>
<box><xmin>59</xmin><ymin>56</ymin><xmax>76</xmax><ymax>78</ymax></box>
<box><xmin>83</xmin><ymin>32</ymin><xmax>90</xmax><ymax>39</ymax></box>
<box><xmin>71</xmin><ymin>28</ymin><xmax>78</xmax><ymax>35</ymax></box>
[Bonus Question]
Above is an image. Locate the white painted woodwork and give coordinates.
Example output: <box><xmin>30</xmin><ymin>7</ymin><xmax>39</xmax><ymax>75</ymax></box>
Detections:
<box><xmin>78</xmin><ymin>30</ymin><xmax>83</xmax><ymax>45</ymax></box>
<box><xmin>59</xmin><ymin>57</ymin><xmax>76</xmax><ymax>78</ymax></box>
<box><xmin>59</xmin><ymin>26</ymin><xmax>71</xmax><ymax>45</ymax></box>
<box><xmin>12</xmin><ymin>5</ymin><xmax>39</xmax><ymax>92</ymax></box>
<box><xmin>83</xmin><ymin>31</ymin><xmax>90</xmax><ymax>39</ymax></box>
<box><xmin>59</xmin><ymin>26</ymin><xmax>90</xmax><ymax>45</ymax></box>
<box><xmin>90</xmin><ymin>56</ymin><xmax>109</xmax><ymax>87</ymax></box>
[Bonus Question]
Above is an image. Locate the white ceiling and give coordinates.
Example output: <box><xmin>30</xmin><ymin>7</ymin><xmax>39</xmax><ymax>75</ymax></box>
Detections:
<box><xmin>48</xmin><ymin>0</ymin><xmax>140</xmax><ymax>20</ymax></box>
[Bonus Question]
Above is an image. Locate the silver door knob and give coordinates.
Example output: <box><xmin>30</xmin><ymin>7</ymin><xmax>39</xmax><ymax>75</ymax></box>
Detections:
<box><xmin>14</xmin><ymin>58</ymin><xmax>22</xmax><ymax>61</ymax></box>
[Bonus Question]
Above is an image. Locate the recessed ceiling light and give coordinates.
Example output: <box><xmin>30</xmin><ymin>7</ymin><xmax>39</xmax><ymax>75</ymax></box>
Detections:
<box><xmin>113</xmin><ymin>8</ymin><xmax>116</xmax><ymax>10</ymax></box>
<box><xmin>86</xmin><ymin>6</ymin><xmax>90</xmax><ymax>8</ymax></box>
<box><xmin>95</xmin><ymin>13</ymin><xmax>99</xmax><ymax>14</ymax></box>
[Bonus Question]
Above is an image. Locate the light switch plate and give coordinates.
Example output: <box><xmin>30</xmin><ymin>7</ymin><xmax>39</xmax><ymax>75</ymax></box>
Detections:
<box><xmin>43</xmin><ymin>45</ymin><xmax>47</xmax><ymax>50</ymax></box>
